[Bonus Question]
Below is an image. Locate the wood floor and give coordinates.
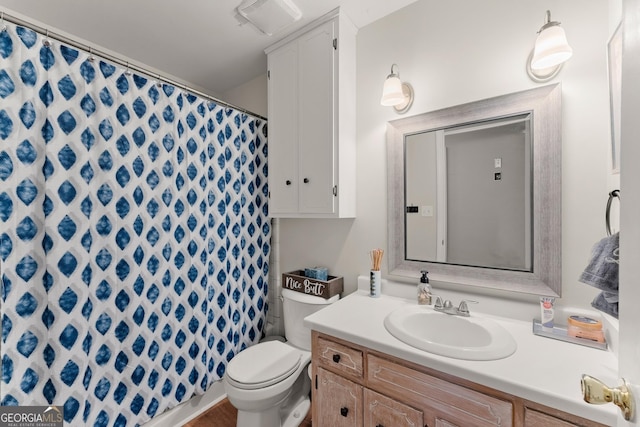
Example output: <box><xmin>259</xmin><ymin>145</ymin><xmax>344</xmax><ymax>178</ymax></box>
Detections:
<box><xmin>182</xmin><ymin>398</ymin><xmax>312</xmax><ymax>427</ymax></box>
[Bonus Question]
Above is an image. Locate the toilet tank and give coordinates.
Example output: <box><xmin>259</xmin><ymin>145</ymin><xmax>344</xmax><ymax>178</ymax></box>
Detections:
<box><xmin>282</xmin><ymin>288</ymin><xmax>339</xmax><ymax>351</ymax></box>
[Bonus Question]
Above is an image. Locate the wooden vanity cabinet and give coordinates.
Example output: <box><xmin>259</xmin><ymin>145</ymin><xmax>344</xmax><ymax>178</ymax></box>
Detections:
<box><xmin>311</xmin><ymin>331</ymin><xmax>608</xmax><ymax>427</ymax></box>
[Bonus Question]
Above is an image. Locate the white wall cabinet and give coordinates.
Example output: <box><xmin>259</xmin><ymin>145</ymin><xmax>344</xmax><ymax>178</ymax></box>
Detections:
<box><xmin>265</xmin><ymin>9</ymin><xmax>356</xmax><ymax>218</ymax></box>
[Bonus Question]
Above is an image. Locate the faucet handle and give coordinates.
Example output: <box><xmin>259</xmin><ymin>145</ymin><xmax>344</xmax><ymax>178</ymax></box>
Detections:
<box><xmin>433</xmin><ymin>296</ymin><xmax>444</xmax><ymax>309</ymax></box>
<box><xmin>457</xmin><ymin>300</ymin><xmax>478</xmax><ymax>316</ymax></box>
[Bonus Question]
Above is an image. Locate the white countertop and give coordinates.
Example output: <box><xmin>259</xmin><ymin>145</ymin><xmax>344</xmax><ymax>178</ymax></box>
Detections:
<box><xmin>304</xmin><ymin>288</ymin><xmax>618</xmax><ymax>425</ymax></box>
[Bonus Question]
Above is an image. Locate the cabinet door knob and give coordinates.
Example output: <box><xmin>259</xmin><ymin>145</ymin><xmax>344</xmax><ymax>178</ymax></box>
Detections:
<box><xmin>340</xmin><ymin>407</ymin><xmax>349</xmax><ymax>417</ymax></box>
<box><xmin>285</xmin><ymin>180</ymin><xmax>291</xmax><ymax>185</ymax></box>
<box><xmin>376</xmin><ymin>424</ymin><xmax>384</xmax><ymax>427</ymax></box>
<box><xmin>303</xmin><ymin>177</ymin><xmax>310</xmax><ymax>183</ymax></box>
<box><xmin>332</xmin><ymin>354</ymin><xmax>341</xmax><ymax>363</ymax></box>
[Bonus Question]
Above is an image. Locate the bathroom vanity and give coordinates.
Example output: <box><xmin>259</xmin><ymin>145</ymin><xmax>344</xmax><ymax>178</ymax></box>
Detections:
<box><xmin>305</xmin><ymin>283</ymin><xmax>617</xmax><ymax>426</ymax></box>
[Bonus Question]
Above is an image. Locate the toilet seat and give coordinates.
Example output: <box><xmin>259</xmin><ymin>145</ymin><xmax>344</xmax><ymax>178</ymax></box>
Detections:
<box><xmin>226</xmin><ymin>340</ymin><xmax>303</xmax><ymax>390</ymax></box>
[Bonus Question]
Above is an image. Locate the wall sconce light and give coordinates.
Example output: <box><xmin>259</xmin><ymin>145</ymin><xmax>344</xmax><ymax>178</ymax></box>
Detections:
<box><xmin>380</xmin><ymin>64</ymin><xmax>414</xmax><ymax>114</ymax></box>
<box><xmin>526</xmin><ymin>10</ymin><xmax>573</xmax><ymax>82</ymax></box>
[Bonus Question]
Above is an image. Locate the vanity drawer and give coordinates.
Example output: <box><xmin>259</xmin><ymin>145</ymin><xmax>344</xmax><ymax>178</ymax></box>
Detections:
<box><xmin>317</xmin><ymin>336</ymin><xmax>364</xmax><ymax>380</ymax></box>
<box><xmin>367</xmin><ymin>354</ymin><xmax>513</xmax><ymax>427</ymax></box>
<box><xmin>524</xmin><ymin>409</ymin><xmax>578</xmax><ymax>427</ymax></box>
<box><xmin>523</xmin><ymin>406</ymin><xmax>608</xmax><ymax>427</ymax></box>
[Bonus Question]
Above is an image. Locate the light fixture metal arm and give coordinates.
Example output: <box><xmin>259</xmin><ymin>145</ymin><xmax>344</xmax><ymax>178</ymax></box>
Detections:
<box><xmin>388</xmin><ymin>63</ymin><xmax>400</xmax><ymax>78</ymax></box>
<box><xmin>538</xmin><ymin>10</ymin><xmax>561</xmax><ymax>33</ymax></box>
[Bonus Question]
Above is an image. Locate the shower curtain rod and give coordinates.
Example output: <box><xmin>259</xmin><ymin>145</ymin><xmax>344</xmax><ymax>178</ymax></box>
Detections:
<box><xmin>0</xmin><ymin>10</ymin><xmax>268</xmax><ymax>121</ymax></box>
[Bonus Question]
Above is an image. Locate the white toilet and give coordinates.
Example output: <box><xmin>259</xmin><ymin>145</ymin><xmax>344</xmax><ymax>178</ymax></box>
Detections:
<box><xmin>223</xmin><ymin>288</ymin><xmax>339</xmax><ymax>427</ymax></box>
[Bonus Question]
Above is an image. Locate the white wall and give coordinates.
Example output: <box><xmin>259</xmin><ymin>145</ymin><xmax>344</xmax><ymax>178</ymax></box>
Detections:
<box><xmin>278</xmin><ymin>0</ymin><xmax>615</xmax><ymax>310</ymax></box>
<box><xmin>222</xmin><ymin>73</ymin><xmax>268</xmax><ymax>118</ymax></box>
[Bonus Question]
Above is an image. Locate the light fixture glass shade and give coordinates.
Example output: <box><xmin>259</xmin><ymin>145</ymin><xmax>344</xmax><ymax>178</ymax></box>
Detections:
<box><xmin>380</xmin><ymin>75</ymin><xmax>405</xmax><ymax>106</ymax></box>
<box><xmin>531</xmin><ymin>25</ymin><xmax>573</xmax><ymax>70</ymax></box>
<box><xmin>236</xmin><ymin>0</ymin><xmax>302</xmax><ymax>36</ymax></box>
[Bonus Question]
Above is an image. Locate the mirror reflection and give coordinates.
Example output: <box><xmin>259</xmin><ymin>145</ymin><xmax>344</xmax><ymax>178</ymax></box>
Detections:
<box><xmin>405</xmin><ymin>115</ymin><xmax>532</xmax><ymax>271</ymax></box>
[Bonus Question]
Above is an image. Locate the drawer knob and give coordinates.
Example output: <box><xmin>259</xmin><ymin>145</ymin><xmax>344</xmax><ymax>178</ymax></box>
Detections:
<box><xmin>376</xmin><ymin>425</ymin><xmax>384</xmax><ymax>427</ymax></box>
<box><xmin>303</xmin><ymin>177</ymin><xmax>310</xmax><ymax>183</ymax></box>
<box><xmin>340</xmin><ymin>407</ymin><xmax>349</xmax><ymax>417</ymax></box>
<box><xmin>332</xmin><ymin>354</ymin><xmax>341</xmax><ymax>363</ymax></box>
<box><xmin>285</xmin><ymin>180</ymin><xmax>291</xmax><ymax>185</ymax></box>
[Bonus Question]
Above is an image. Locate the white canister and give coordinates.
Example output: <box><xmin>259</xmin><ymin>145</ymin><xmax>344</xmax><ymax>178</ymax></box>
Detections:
<box><xmin>370</xmin><ymin>270</ymin><xmax>381</xmax><ymax>297</ymax></box>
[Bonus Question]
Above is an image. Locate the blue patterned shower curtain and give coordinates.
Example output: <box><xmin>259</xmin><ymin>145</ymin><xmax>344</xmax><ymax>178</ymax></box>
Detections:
<box><xmin>0</xmin><ymin>23</ymin><xmax>269</xmax><ymax>426</ymax></box>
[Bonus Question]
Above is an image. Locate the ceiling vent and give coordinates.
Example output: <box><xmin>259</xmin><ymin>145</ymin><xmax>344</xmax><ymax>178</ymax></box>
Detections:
<box><xmin>235</xmin><ymin>0</ymin><xmax>302</xmax><ymax>36</ymax></box>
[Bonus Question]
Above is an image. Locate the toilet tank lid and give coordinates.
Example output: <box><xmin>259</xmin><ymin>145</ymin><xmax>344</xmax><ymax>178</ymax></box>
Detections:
<box><xmin>282</xmin><ymin>288</ymin><xmax>340</xmax><ymax>305</ymax></box>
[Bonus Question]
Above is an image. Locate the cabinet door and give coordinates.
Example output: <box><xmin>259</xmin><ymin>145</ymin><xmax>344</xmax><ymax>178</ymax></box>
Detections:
<box><xmin>364</xmin><ymin>389</ymin><xmax>423</xmax><ymax>427</ymax></box>
<box><xmin>316</xmin><ymin>367</ymin><xmax>362</xmax><ymax>427</ymax></box>
<box><xmin>297</xmin><ymin>19</ymin><xmax>336</xmax><ymax>214</ymax></box>
<box><xmin>267</xmin><ymin>42</ymin><xmax>299</xmax><ymax>214</ymax></box>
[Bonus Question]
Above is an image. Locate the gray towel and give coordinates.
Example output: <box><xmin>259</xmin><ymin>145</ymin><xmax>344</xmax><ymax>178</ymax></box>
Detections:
<box><xmin>591</xmin><ymin>291</ymin><xmax>618</xmax><ymax>318</ymax></box>
<box><xmin>579</xmin><ymin>232</ymin><xmax>619</xmax><ymax>292</ymax></box>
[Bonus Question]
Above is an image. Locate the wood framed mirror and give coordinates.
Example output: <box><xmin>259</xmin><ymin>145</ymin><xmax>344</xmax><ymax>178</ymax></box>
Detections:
<box><xmin>386</xmin><ymin>84</ymin><xmax>561</xmax><ymax>296</ymax></box>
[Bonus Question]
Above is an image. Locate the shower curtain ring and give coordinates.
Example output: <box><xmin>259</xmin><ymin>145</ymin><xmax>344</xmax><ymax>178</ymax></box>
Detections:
<box><xmin>43</xmin><ymin>29</ymin><xmax>51</xmax><ymax>47</ymax></box>
<box><xmin>88</xmin><ymin>47</ymin><xmax>95</xmax><ymax>63</ymax></box>
<box><xmin>125</xmin><ymin>62</ymin><xmax>132</xmax><ymax>76</ymax></box>
<box><xmin>1</xmin><ymin>12</ymin><xmax>6</xmax><ymax>32</ymax></box>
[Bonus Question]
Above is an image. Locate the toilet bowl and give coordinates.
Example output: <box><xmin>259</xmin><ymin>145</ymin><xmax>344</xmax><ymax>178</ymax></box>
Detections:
<box><xmin>223</xmin><ymin>289</ymin><xmax>339</xmax><ymax>427</ymax></box>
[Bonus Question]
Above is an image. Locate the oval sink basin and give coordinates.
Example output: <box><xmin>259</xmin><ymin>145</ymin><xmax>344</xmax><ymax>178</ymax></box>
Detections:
<box><xmin>384</xmin><ymin>305</ymin><xmax>517</xmax><ymax>361</ymax></box>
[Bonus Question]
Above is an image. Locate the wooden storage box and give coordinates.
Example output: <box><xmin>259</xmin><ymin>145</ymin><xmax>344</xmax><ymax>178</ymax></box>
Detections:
<box><xmin>282</xmin><ymin>270</ymin><xmax>343</xmax><ymax>299</ymax></box>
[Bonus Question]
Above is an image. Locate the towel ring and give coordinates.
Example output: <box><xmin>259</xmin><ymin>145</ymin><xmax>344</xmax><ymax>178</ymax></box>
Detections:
<box><xmin>606</xmin><ymin>189</ymin><xmax>620</xmax><ymax>236</ymax></box>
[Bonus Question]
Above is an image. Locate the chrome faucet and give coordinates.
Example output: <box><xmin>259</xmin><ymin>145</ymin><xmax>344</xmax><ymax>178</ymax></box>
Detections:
<box><xmin>433</xmin><ymin>296</ymin><xmax>478</xmax><ymax>317</ymax></box>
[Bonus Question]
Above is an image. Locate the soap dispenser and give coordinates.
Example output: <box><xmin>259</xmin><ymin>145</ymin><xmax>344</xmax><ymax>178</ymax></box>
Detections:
<box><xmin>417</xmin><ymin>270</ymin><xmax>432</xmax><ymax>305</ymax></box>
